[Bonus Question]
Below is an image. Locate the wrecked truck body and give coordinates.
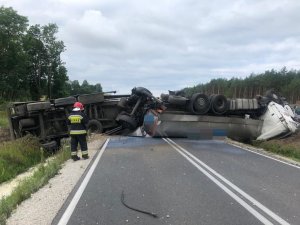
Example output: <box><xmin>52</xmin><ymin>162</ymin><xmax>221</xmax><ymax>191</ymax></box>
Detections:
<box><xmin>143</xmin><ymin>101</ymin><xmax>299</xmax><ymax>142</ymax></box>
<box><xmin>7</xmin><ymin>92</ymin><xmax>130</xmax><ymax>150</ymax></box>
<box><xmin>7</xmin><ymin>87</ymin><xmax>299</xmax><ymax>150</ymax></box>
<box><xmin>142</xmin><ymin>90</ymin><xmax>299</xmax><ymax>141</ymax></box>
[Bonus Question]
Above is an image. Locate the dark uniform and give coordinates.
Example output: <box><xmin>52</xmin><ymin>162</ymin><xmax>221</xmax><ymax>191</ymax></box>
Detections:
<box><xmin>67</xmin><ymin>109</ymin><xmax>89</xmax><ymax>160</ymax></box>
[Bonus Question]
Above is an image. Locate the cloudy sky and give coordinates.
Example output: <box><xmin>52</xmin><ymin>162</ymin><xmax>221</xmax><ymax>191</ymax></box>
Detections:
<box><xmin>1</xmin><ymin>0</ymin><xmax>300</xmax><ymax>95</ymax></box>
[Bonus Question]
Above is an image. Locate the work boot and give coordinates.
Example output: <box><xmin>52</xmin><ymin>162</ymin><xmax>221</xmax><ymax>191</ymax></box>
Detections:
<box><xmin>72</xmin><ymin>155</ymin><xmax>81</xmax><ymax>161</ymax></box>
<box><xmin>82</xmin><ymin>155</ymin><xmax>89</xmax><ymax>160</ymax></box>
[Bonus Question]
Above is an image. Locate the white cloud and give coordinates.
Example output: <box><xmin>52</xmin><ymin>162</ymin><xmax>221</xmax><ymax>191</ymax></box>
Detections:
<box><xmin>1</xmin><ymin>0</ymin><xmax>300</xmax><ymax>96</ymax></box>
<box><xmin>63</xmin><ymin>10</ymin><xmax>122</xmax><ymax>49</ymax></box>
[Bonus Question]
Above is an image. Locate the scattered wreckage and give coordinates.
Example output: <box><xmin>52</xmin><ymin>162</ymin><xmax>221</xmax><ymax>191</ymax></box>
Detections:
<box><xmin>7</xmin><ymin>87</ymin><xmax>299</xmax><ymax>151</ymax></box>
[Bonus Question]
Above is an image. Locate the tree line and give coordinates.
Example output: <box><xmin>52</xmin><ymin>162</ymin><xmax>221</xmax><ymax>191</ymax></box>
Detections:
<box><xmin>0</xmin><ymin>6</ymin><xmax>102</xmax><ymax>102</ymax></box>
<box><xmin>183</xmin><ymin>67</ymin><xmax>300</xmax><ymax>104</ymax></box>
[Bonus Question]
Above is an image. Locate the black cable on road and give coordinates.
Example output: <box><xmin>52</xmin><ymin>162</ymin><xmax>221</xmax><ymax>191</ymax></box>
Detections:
<box><xmin>121</xmin><ymin>190</ymin><xmax>158</xmax><ymax>218</ymax></box>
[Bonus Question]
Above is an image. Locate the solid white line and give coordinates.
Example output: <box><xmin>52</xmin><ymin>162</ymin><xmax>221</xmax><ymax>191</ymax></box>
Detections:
<box><xmin>163</xmin><ymin>138</ymin><xmax>274</xmax><ymax>225</ymax></box>
<box><xmin>57</xmin><ymin>139</ymin><xmax>110</xmax><ymax>225</ymax></box>
<box><xmin>166</xmin><ymin>138</ymin><xmax>290</xmax><ymax>225</ymax></box>
<box><xmin>229</xmin><ymin>143</ymin><xmax>300</xmax><ymax>170</ymax></box>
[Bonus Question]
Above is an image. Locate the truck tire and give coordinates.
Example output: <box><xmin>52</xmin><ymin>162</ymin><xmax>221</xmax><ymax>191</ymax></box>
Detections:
<box><xmin>117</xmin><ymin>97</ymin><xmax>128</xmax><ymax>108</ymax></box>
<box><xmin>27</xmin><ymin>102</ymin><xmax>51</xmax><ymax>111</ymax></box>
<box><xmin>19</xmin><ymin>118</ymin><xmax>36</xmax><ymax>129</ymax></box>
<box><xmin>116</xmin><ymin>112</ymin><xmax>137</xmax><ymax>130</ymax></box>
<box><xmin>15</xmin><ymin>104</ymin><xmax>28</xmax><ymax>116</ymax></box>
<box><xmin>211</xmin><ymin>94</ymin><xmax>229</xmax><ymax>115</ymax></box>
<box><xmin>87</xmin><ymin>120</ymin><xmax>103</xmax><ymax>133</ymax></box>
<box><xmin>160</xmin><ymin>93</ymin><xmax>169</xmax><ymax>102</ymax></box>
<box><xmin>54</xmin><ymin>96</ymin><xmax>76</xmax><ymax>107</ymax></box>
<box><xmin>78</xmin><ymin>93</ymin><xmax>104</xmax><ymax>104</ymax></box>
<box><xmin>188</xmin><ymin>93</ymin><xmax>210</xmax><ymax>115</ymax></box>
<box><xmin>41</xmin><ymin>141</ymin><xmax>58</xmax><ymax>152</ymax></box>
<box><xmin>168</xmin><ymin>95</ymin><xmax>188</xmax><ymax>106</ymax></box>
<box><xmin>132</xmin><ymin>87</ymin><xmax>153</xmax><ymax>97</ymax></box>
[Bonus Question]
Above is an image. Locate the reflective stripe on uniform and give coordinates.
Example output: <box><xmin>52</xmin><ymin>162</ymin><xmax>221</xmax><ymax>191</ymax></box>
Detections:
<box><xmin>70</xmin><ymin>130</ymin><xmax>87</xmax><ymax>134</ymax></box>
<box><xmin>68</xmin><ymin>115</ymin><xmax>83</xmax><ymax>124</ymax></box>
<box><xmin>71</xmin><ymin>152</ymin><xmax>77</xmax><ymax>156</ymax></box>
<box><xmin>81</xmin><ymin>150</ymin><xmax>88</xmax><ymax>155</ymax></box>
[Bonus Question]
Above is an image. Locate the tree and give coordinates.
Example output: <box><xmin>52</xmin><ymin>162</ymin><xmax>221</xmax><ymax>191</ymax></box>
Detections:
<box><xmin>41</xmin><ymin>23</ymin><xmax>65</xmax><ymax>99</ymax></box>
<box><xmin>0</xmin><ymin>6</ymin><xmax>28</xmax><ymax>100</ymax></box>
<box><xmin>0</xmin><ymin>6</ymin><xmax>108</xmax><ymax>101</ymax></box>
<box><xmin>95</xmin><ymin>83</ymin><xmax>102</xmax><ymax>92</ymax></box>
<box><xmin>183</xmin><ymin>68</ymin><xmax>300</xmax><ymax>104</ymax></box>
<box><xmin>23</xmin><ymin>25</ymin><xmax>48</xmax><ymax>100</ymax></box>
<box><xmin>52</xmin><ymin>65</ymin><xmax>69</xmax><ymax>98</ymax></box>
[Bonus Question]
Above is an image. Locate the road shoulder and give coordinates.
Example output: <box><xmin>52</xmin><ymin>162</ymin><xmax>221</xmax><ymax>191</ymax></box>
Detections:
<box><xmin>6</xmin><ymin>135</ymin><xmax>107</xmax><ymax>225</ymax></box>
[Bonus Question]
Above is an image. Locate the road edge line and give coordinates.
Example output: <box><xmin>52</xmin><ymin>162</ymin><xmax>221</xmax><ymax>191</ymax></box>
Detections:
<box><xmin>229</xmin><ymin>142</ymin><xmax>300</xmax><ymax>170</ymax></box>
<box><xmin>57</xmin><ymin>138</ymin><xmax>110</xmax><ymax>225</ymax></box>
<box><xmin>164</xmin><ymin>138</ymin><xmax>294</xmax><ymax>225</ymax></box>
<box><xmin>167</xmin><ymin>138</ymin><xmax>290</xmax><ymax>225</ymax></box>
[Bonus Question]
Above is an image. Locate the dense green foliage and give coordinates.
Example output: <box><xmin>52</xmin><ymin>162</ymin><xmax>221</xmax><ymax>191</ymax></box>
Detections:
<box><xmin>0</xmin><ymin>142</ymin><xmax>70</xmax><ymax>225</ymax></box>
<box><xmin>0</xmin><ymin>136</ymin><xmax>44</xmax><ymax>183</ymax></box>
<box><xmin>0</xmin><ymin>6</ymin><xmax>102</xmax><ymax>102</ymax></box>
<box><xmin>0</xmin><ymin>110</ymin><xmax>7</xmax><ymax>128</ymax></box>
<box><xmin>252</xmin><ymin>139</ymin><xmax>300</xmax><ymax>162</ymax></box>
<box><xmin>183</xmin><ymin>68</ymin><xmax>300</xmax><ymax>104</ymax></box>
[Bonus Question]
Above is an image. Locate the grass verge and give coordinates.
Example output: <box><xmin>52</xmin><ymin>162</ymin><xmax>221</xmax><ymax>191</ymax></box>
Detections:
<box><xmin>0</xmin><ymin>111</ymin><xmax>8</xmax><ymax>128</ymax></box>
<box><xmin>0</xmin><ymin>142</ymin><xmax>70</xmax><ymax>225</ymax></box>
<box><xmin>252</xmin><ymin>139</ymin><xmax>300</xmax><ymax>162</ymax></box>
<box><xmin>0</xmin><ymin>136</ymin><xmax>44</xmax><ymax>184</ymax></box>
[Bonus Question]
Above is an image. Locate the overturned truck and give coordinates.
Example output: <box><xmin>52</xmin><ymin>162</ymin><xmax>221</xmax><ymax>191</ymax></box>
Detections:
<box><xmin>144</xmin><ymin>90</ymin><xmax>299</xmax><ymax>141</ymax></box>
<box><xmin>7</xmin><ymin>92</ymin><xmax>130</xmax><ymax>150</ymax></box>
<box><xmin>7</xmin><ymin>87</ymin><xmax>299</xmax><ymax>150</ymax></box>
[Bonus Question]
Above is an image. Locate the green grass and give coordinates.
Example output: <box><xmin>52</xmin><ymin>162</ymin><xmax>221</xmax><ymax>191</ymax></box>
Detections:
<box><xmin>0</xmin><ymin>142</ymin><xmax>70</xmax><ymax>225</ymax></box>
<box><xmin>252</xmin><ymin>140</ymin><xmax>300</xmax><ymax>162</ymax></box>
<box><xmin>0</xmin><ymin>111</ymin><xmax>8</xmax><ymax>128</ymax></box>
<box><xmin>0</xmin><ymin>136</ymin><xmax>45</xmax><ymax>184</ymax></box>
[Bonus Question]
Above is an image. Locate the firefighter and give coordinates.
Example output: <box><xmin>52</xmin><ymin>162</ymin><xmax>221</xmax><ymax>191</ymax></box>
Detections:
<box><xmin>67</xmin><ymin>102</ymin><xmax>89</xmax><ymax>161</ymax></box>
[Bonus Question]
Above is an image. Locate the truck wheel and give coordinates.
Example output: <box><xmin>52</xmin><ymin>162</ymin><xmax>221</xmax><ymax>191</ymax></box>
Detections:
<box><xmin>15</xmin><ymin>104</ymin><xmax>28</xmax><ymax>116</ymax></box>
<box><xmin>19</xmin><ymin>118</ymin><xmax>36</xmax><ymax>129</ymax></box>
<box><xmin>27</xmin><ymin>102</ymin><xmax>51</xmax><ymax>111</ymax></box>
<box><xmin>188</xmin><ymin>93</ymin><xmax>210</xmax><ymax>115</ymax></box>
<box><xmin>54</xmin><ymin>96</ymin><xmax>76</xmax><ymax>107</ymax></box>
<box><xmin>41</xmin><ymin>141</ymin><xmax>58</xmax><ymax>152</ymax></box>
<box><xmin>78</xmin><ymin>93</ymin><xmax>105</xmax><ymax>104</ymax></box>
<box><xmin>116</xmin><ymin>113</ymin><xmax>137</xmax><ymax>130</ymax></box>
<box><xmin>117</xmin><ymin>97</ymin><xmax>128</xmax><ymax>108</ymax></box>
<box><xmin>87</xmin><ymin>120</ymin><xmax>103</xmax><ymax>133</ymax></box>
<box><xmin>160</xmin><ymin>93</ymin><xmax>169</xmax><ymax>102</ymax></box>
<box><xmin>211</xmin><ymin>94</ymin><xmax>229</xmax><ymax>115</ymax></box>
<box><xmin>168</xmin><ymin>95</ymin><xmax>188</xmax><ymax>106</ymax></box>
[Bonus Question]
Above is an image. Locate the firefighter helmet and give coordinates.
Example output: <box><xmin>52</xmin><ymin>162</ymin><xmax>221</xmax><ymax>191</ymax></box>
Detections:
<box><xmin>73</xmin><ymin>102</ymin><xmax>84</xmax><ymax>110</ymax></box>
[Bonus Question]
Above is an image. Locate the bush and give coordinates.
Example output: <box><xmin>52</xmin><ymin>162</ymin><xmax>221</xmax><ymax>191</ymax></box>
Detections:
<box><xmin>0</xmin><ymin>136</ymin><xmax>44</xmax><ymax>184</ymax></box>
<box><xmin>0</xmin><ymin>142</ymin><xmax>70</xmax><ymax>225</ymax></box>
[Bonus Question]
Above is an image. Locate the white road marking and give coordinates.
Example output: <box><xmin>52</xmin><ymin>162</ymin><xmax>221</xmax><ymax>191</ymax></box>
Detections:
<box><xmin>229</xmin><ymin>142</ymin><xmax>300</xmax><ymax>170</ymax></box>
<box><xmin>164</xmin><ymin>138</ymin><xmax>290</xmax><ymax>225</ymax></box>
<box><xmin>57</xmin><ymin>139</ymin><xmax>110</xmax><ymax>225</ymax></box>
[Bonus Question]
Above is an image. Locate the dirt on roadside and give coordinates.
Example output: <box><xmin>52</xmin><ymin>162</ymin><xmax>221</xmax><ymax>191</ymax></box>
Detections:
<box><xmin>0</xmin><ymin>128</ymin><xmax>10</xmax><ymax>142</ymax></box>
<box><xmin>269</xmin><ymin>131</ymin><xmax>300</xmax><ymax>148</ymax></box>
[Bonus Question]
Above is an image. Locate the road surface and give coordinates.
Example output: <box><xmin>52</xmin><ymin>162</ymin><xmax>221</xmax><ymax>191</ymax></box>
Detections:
<box><xmin>53</xmin><ymin>137</ymin><xmax>300</xmax><ymax>225</ymax></box>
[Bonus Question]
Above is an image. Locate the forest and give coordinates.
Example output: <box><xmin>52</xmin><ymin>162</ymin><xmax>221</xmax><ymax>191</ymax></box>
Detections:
<box><xmin>183</xmin><ymin>68</ymin><xmax>300</xmax><ymax>104</ymax></box>
<box><xmin>0</xmin><ymin>6</ymin><xmax>102</xmax><ymax>102</ymax></box>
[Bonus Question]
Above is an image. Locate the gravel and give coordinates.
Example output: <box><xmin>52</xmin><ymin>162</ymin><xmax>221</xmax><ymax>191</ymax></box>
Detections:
<box><xmin>5</xmin><ymin>135</ymin><xmax>107</xmax><ymax>225</ymax></box>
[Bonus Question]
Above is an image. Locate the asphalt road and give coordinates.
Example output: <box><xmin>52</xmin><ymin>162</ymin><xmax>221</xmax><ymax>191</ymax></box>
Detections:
<box><xmin>54</xmin><ymin>137</ymin><xmax>300</xmax><ymax>225</ymax></box>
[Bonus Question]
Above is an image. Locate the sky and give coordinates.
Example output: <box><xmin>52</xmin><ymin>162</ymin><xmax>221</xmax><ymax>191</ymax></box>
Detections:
<box><xmin>1</xmin><ymin>0</ymin><xmax>300</xmax><ymax>96</ymax></box>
